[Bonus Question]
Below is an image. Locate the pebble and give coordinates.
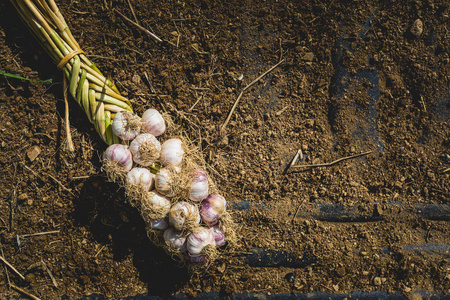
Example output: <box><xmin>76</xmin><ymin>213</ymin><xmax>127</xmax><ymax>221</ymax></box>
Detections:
<box><xmin>373</xmin><ymin>277</ymin><xmax>382</xmax><ymax>286</ymax></box>
<box><xmin>26</xmin><ymin>145</ymin><xmax>41</xmax><ymax>162</ymax></box>
<box><xmin>410</xmin><ymin>19</ymin><xmax>423</xmax><ymax>37</ymax></box>
<box><xmin>336</xmin><ymin>267</ymin><xmax>346</xmax><ymax>277</ymax></box>
<box><xmin>302</xmin><ymin>52</ymin><xmax>314</xmax><ymax>61</ymax></box>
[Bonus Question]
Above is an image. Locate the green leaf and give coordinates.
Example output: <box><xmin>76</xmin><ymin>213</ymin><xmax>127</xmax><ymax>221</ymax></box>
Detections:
<box><xmin>0</xmin><ymin>70</ymin><xmax>53</xmax><ymax>85</ymax></box>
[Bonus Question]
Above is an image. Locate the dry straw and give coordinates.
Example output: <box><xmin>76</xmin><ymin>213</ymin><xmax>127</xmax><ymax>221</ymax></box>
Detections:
<box><xmin>10</xmin><ymin>0</ymin><xmax>133</xmax><ymax>144</ymax></box>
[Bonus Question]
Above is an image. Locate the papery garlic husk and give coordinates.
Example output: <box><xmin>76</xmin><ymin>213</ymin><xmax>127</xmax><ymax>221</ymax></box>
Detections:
<box><xmin>102</xmin><ymin>144</ymin><xmax>133</xmax><ymax>182</ymax></box>
<box><xmin>125</xmin><ymin>167</ymin><xmax>155</xmax><ymax>206</ymax></box>
<box><xmin>186</xmin><ymin>227</ymin><xmax>217</xmax><ymax>262</ymax></box>
<box><xmin>140</xmin><ymin>191</ymin><xmax>171</xmax><ymax>220</ymax></box>
<box><xmin>210</xmin><ymin>225</ymin><xmax>226</xmax><ymax>247</ymax></box>
<box><xmin>154</xmin><ymin>166</ymin><xmax>179</xmax><ymax>197</ymax></box>
<box><xmin>200</xmin><ymin>194</ymin><xmax>227</xmax><ymax>227</ymax></box>
<box><xmin>141</xmin><ymin>108</ymin><xmax>166</xmax><ymax>137</ymax></box>
<box><xmin>169</xmin><ymin>201</ymin><xmax>200</xmax><ymax>232</ymax></box>
<box><xmin>112</xmin><ymin>111</ymin><xmax>141</xmax><ymax>140</ymax></box>
<box><xmin>129</xmin><ymin>133</ymin><xmax>161</xmax><ymax>166</ymax></box>
<box><xmin>163</xmin><ymin>227</ymin><xmax>187</xmax><ymax>252</ymax></box>
<box><xmin>189</xmin><ymin>169</ymin><xmax>209</xmax><ymax>202</ymax></box>
<box><xmin>160</xmin><ymin>138</ymin><xmax>184</xmax><ymax>167</ymax></box>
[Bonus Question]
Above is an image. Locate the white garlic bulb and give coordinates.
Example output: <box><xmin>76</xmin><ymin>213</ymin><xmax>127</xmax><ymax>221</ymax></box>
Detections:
<box><xmin>169</xmin><ymin>201</ymin><xmax>200</xmax><ymax>231</ymax></box>
<box><xmin>127</xmin><ymin>167</ymin><xmax>155</xmax><ymax>191</ymax></box>
<box><xmin>160</xmin><ymin>138</ymin><xmax>184</xmax><ymax>167</ymax></box>
<box><xmin>141</xmin><ymin>108</ymin><xmax>166</xmax><ymax>137</ymax></box>
<box><xmin>186</xmin><ymin>227</ymin><xmax>215</xmax><ymax>256</ymax></box>
<box><xmin>129</xmin><ymin>133</ymin><xmax>161</xmax><ymax>166</ymax></box>
<box><xmin>189</xmin><ymin>169</ymin><xmax>209</xmax><ymax>202</ymax></box>
<box><xmin>163</xmin><ymin>227</ymin><xmax>187</xmax><ymax>250</ymax></box>
<box><xmin>103</xmin><ymin>144</ymin><xmax>133</xmax><ymax>172</ymax></box>
<box><xmin>200</xmin><ymin>194</ymin><xmax>227</xmax><ymax>227</ymax></box>
<box><xmin>210</xmin><ymin>225</ymin><xmax>226</xmax><ymax>247</ymax></box>
<box><xmin>141</xmin><ymin>191</ymin><xmax>171</xmax><ymax>219</ymax></box>
<box><xmin>141</xmin><ymin>215</ymin><xmax>169</xmax><ymax>230</ymax></box>
<box><xmin>154</xmin><ymin>167</ymin><xmax>176</xmax><ymax>197</ymax></box>
<box><xmin>112</xmin><ymin>111</ymin><xmax>141</xmax><ymax>140</ymax></box>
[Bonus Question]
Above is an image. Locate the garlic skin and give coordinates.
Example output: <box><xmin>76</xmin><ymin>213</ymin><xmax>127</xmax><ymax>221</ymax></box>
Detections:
<box><xmin>103</xmin><ymin>144</ymin><xmax>133</xmax><ymax>172</ymax></box>
<box><xmin>127</xmin><ymin>167</ymin><xmax>155</xmax><ymax>191</ymax></box>
<box><xmin>141</xmin><ymin>191</ymin><xmax>171</xmax><ymax>219</ymax></box>
<box><xmin>210</xmin><ymin>225</ymin><xmax>226</xmax><ymax>247</ymax></box>
<box><xmin>112</xmin><ymin>111</ymin><xmax>141</xmax><ymax>140</ymax></box>
<box><xmin>141</xmin><ymin>108</ymin><xmax>166</xmax><ymax>137</ymax></box>
<box><xmin>200</xmin><ymin>194</ymin><xmax>227</xmax><ymax>227</ymax></box>
<box><xmin>186</xmin><ymin>227</ymin><xmax>215</xmax><ymax>256</ymax></box>
<box><xmin>160</xmin><ymin>138</ymin><xmax>184</xmax><ymax>167</ymax></box>
<box><xmin>189</xmin><ymin>169</ymin><xmax>209</xmax><ymax>202</ymax></box>
<box><xmin>169</xmin><ymin>202</ymin><xmax>200</xmax><ymax>231</ymax></box>
<box><xmin>154</xmin><ymin>167</ymin><xmax>176</xmax><ymax>197</ymax></box>
<box><xmin>186</xmin><ymin>253</ymin><xmax>207</xmax><ymax>263</ymax></box>
<box><xmin>129</xmin><ymin>133</ymin><xmax>161</xmax><ymax>166</ymax></box>
<box><xmin>163</xmin><ymin>227</ymin><xmax>187</xmax><ymax>250</ymax></box>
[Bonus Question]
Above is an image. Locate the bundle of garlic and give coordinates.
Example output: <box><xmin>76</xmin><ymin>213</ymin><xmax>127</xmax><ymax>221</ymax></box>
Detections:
<box><xmin>11</xmin><ymin>0</ymin><xmax>236</xmax><ymax>264</ymax></box>
<box><xmin>103</xmin><ymin>108</ymin><xmax>236</xmax><ymax>263</ymax></box>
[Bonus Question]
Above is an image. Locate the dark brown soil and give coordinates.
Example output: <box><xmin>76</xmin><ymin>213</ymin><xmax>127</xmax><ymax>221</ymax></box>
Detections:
<box><xmin>0</xmin><ymin>0</ymin><xmax>449</xmax><ymax>298</ymax></box>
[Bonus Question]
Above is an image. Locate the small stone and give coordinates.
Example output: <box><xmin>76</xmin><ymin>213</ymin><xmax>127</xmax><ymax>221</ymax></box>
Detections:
<box><xmin>410</xmin><ymin>19</ymin><xmax>423</xmax><ymax>37</ymax></box>
<box><xmin>18</xmin><ymin>193</ymin><xmax>28</xmax><ymax>201</ymax></box>
<box><xmin>132</xmin><ymin>74</ymin><xmax>141</xmax><ymax>85</ymax></box>
<box><xmin>333</xmin><ymin>284</ymin><xmax>339</xmax><ymax>291</ymax></box>
<box><xmin>360</xmin><ymin>251</ymin><xmax>368</xmax><ymax>256</ymax></box>
<box><xmin>336</xmin><ymin>267</ymin><xmax>346</xmax><ymax>277</ymax></box>
<box><xmin>362</xmin><ymin>271</ymin><xmax>370</xmax><ymax>276</ymax></box>
<box><xmin>404</xmin><ymin>287</ymin><xmax>411</xmax><ymax>293</ymax></box>
<box><xmin>27</xmin><ymin>199</ymin><xmax>33</xmax><ymax>206</ymax></box>
<box><xmin>302</xmin><ymin>52</ymin><xmax>314</xmax><ymax>61</ymax></box>
<box><xmin>26</xmin><ymin>145</ymin><xmax>41</xmax><ymax>162</ymax></box>
<box><xmin>373</xmin><ymin>277</ymin><xmax>382</xmax><ymax>286</ymax></box>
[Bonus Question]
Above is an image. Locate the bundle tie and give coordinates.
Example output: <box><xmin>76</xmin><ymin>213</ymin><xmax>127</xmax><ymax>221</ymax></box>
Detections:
<box><xmin>58</xmin><ymin>49</ymin><xmax>85</xmax><ymax>69</ymax></box>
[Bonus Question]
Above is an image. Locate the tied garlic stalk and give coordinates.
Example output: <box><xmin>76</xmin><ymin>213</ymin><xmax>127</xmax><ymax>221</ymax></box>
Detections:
<box><xmin>186</xmin><ymin>227</ymin><xmax>217</xmax><ymax>262</ymax></box>
<box><xmin>169</xmin><ymin>202</ymin><xmax>200</xmax><ymax>232</ymax></box>
<box><xmin>129</xmin><ymin>133</ymin><xmax>161</xmax><ymax>167</ymax></box>
<box><xmin>112</xmin><ymin>111</ymin><xmax>141</xmax><ymax>140</ymax></box>
<box><xmin>200</xmin><ymin>194</ymin><xmax>227</xmax><ymax>227</ymax></box>
<box><xmin>103</xmin><ymin>144</ymin><xmax>133</xmax><ymax>182</ymax></box>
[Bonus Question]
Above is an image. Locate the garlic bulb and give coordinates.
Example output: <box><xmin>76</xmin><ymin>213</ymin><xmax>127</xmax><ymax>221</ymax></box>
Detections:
<box><xmin>149</xmin><ymin>217</ymin><xmax>169</xmax><ymax>230</ymax></box>
<box><xmin>169</xmin><ymin>201</ymin><xmax>200</xmax><ymax>231</ymax></box>
<box><xmin>141</xmin><ymin>108</ymin><xmax>166</xmax><ymax>137</ymax></box>
<box><xmin>200</xmin><ymin>194</ymin><xmax>227</xmax><ymax>227</ymax></box>
<box><xmin>160</xmin><ymin>138</ymin><xmax>184</xmax><ymax>167</ymax></box>
<box><xmin>141</xmin><ymin>191</ymin><xmax>171</xmax><ymax>219</ymax></box>
<box><xmin>210</xmin><ymin>225</ymin><xmax>226</xmax><ymax>247</ymax></box>
<box><xmin>103</xmin><ymin>144</ymin><xmax>133</xmax><ymax>172</ymax></box>
<box><xmin>186</xmin><ymin>227</ymin><xmax>215</xmax><ymax>256</ymax></box>
<box><xmin>154</xmin><ymin>167</ymin><xmax>176</xmax><ymax>197</ymax></box>
<box><xmin>127</xmin><ymin>167</ymin><xmax>155</xmax><ymax>191</ymax></box>
<box><xmin>112</xmin><ymin>111</ymin><xmax>141</xmax><ymax>140</ymax></box>
<box><xmin>186</xmin><ymin>253</ymin><xmax>207</xmax><ymax>263</ymax></box>
<box><xmin>129</xmin><ymin>133</ymin><xmax>161</xmax><ymax>166</ymax></box>
<box><xmin>163</xmin><ymin>227</ymin><xmax>187</xmax><ymax>250</ymax></box>
<box><xmin>189</xmin><ymin>169</ymin><xmax>209</xmax><ymax>202</ymax></box>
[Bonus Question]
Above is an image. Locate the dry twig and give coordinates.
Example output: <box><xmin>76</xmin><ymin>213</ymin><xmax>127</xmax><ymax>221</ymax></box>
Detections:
<box><xmin>291</xmin><ymin>150</ymin><xmax>373</xmax><ymax>170</ymax></box>
<box><xmin>222</xmin><ymin>59</ymin><xmax>285</xmax><ymax>130</ymax></box>
<box><xmin>11</xmin><ymin>284</ymin><xmax>42</xmax><ymax>300</ymax></box>
<box><xmin>63</xmin><ymin>75</ymin><xmax>75</xmax><ymax>152</ymax></box>
<box><xmin>115</xmin><ymin>9</ymin><xmax>162</xmax><ymax>42</ymax></box>
<box><xmin>0</xmin><ymin>255</ymin><xmax>25</xmax><ymax>280</ymax></box>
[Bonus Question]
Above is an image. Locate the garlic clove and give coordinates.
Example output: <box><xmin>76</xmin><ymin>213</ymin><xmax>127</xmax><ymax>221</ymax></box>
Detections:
<box><xmin>160</xmin><ymin>138</ymin><xmax>184</xmax><ymax>167</ymax></box>
<box><xmin>189</xmin><ymin>169</ymin><xmax>209</xmax><ymax>202</ymax></box>
<box><xmin>169</xmin><ymin>201</ymin><xmax>200</xmax><ymax>231</ymax></box>
<box><xmin>200</xmin><ymin>194</ymin><xmax>227</xmax><ymax>227</ymax></box>
<box><xmin>129</xmin><ymin>133</ymin><xmax>161</xmax><ymax>167</ymax></box>
<box><xmin>141</xmin><ymin>108</ymin><xmax>166</xmax><ymax>137</ymax></box>
<box><xmin>127</xmin><ymin>167</ymin><xmax>155</xmax><ymax>191</ymax></box>
<box><xmin>186</xmin><ymin>226</ymin><xmax>216</xmax><ymax>256</ymax></box>
<box><xmin>112</xmin><ymin>111</ymin><xmax>141</xmax><ymax>140</ymax></box>
<box><xmin>163</xmin><ymin>227</ymin><xmax>187</xmax><ymax>250</ymax></box>
<box><xmin>103</xmin><ymin>144</ymin><xmax>133</xmax><ymax>172</ymax></box>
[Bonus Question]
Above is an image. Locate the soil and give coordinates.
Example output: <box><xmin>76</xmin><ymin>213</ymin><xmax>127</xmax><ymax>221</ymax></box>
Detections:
<box><xmin>0</xmin><ymin>0</ymin><xmax>449</xmax><ymax>299</ymax></box>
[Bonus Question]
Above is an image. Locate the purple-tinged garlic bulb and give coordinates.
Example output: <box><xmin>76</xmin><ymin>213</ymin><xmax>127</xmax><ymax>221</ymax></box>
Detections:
<box><xmin>141</xmin><ymin>108</ymin><xmax>166</xmax><ymax>137</ymax></box>
<box><xmin>210</xmin><ymin>225</ymin><xmax>226</xmax><ymax>247</ymax></box>
<box><xmin>112</xmin><ymin>111</ymin><xmax>141</xmax><ymax>140</ymax></box>
<box><xmin>163</xmin><ymin>227</ymin><xmax>187</xmax><ymax>250</ymax></box>
<box><xmin>186</xmin><ymin>253</ymin><xmax>207</xmax><ymax>263</ymax></box>
<box><xmin>186</xmin><ymin>226</ymin><xmax>216</xmax><ymax>256</ymax></box>
<box><xmin>127</xmin><ymin>167</ymin><xmax>155</xmax><ymax>191</ymax></box>
<box><xmin>141</xmin><ymin>191</ymin><xmax>171</xmax><ymax>220</ymax></box>
<box><xmin>169</xmin><ymin>201</ymin><xmax>200</xmax><ymax>231</ymax></box>
<box><xmin>103</xmin><ymin>144</ymin><xmax>133</xmax><ymax>173</ymax></box>
<box><xmin>160</xmin><ymin>138</ymin><xmax>184</xmax><ymax>167</ymax></box>
<box><xmin>200</xmin><ymin>194</ymin><xmax>227</xmax><ymax>227</ymax></box>
<box><xmin>129</xmin><ymin>133</ymin><xmax>161</xmax><ymax>166</ymax></box>
<box><xmin>189</xmin><ymin>169</ymin><xmax>209</xmax><ymax>202</ymax></box>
